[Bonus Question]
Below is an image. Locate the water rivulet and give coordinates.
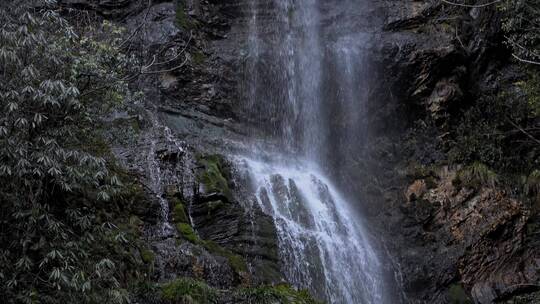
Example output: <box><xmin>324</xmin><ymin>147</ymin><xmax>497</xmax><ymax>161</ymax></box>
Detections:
<box><xmin>239</xmin><ymin>0</ymin><xmax>393</xmax><ymax>302</ymax></box>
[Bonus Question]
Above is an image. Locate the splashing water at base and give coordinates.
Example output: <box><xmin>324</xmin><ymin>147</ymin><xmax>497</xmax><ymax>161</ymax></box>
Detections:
<box><xmin>241</xmin><ymin>157</ymin><xmax>385</xmax><ymax>303</ymax></box>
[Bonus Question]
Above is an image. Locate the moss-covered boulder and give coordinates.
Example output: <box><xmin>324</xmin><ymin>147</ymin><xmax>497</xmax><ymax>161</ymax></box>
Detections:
<box><xmin>171</xmin><ymin>197</ymin><xmax>190</xmax><ymax>224</ymax></box>
<box><xmin>196</xmin><ymin>154</ymin><xmax>233</xmax><ymax>202</ymax></box>
<box><xmin>177</xmin><ymin>222</ymin><xmax>200</xmax><ymax>243</ymax></box>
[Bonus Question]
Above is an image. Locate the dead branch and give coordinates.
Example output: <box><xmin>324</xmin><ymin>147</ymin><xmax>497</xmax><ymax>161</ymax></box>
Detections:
<box><xmin>141</xmin><ymin>57</ymin><xmax>189</xmax><ymax>74</ymax></box>
<box><xmin>506</xmin><ymin>116</ymin><xmax>540</xmax><ymax>145</ymax></box>
<box><xmin>441</xmin><ymin>0</ymin><xmax>500</xmax><ymax>8</ymax></box>
<box><xmin>511</xmin><ymin>53</ymin><xmax>540</xmax><ymax>66</ymax></box>
<box><xmin>118</xmin><ymin>0</ymin><xmax>152</xmax><ymax>49</ymax></box>
<box><xmin>142</xmin><ymin>31</ymin><xmax>193</xmax><ymax>70</ymax></box>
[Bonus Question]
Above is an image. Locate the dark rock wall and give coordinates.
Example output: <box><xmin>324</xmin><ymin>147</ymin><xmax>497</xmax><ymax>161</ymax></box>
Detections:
<box><xmin>361</xmin><ymin>1</ymin><xmax>540</xmax><ymax>303</ymax></box>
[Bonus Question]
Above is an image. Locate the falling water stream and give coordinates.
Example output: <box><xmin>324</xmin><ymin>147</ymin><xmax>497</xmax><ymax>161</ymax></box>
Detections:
<box><xmin>239</xmin><ymin>0</ymin><xmax>388</xmax><ymax>303</ymax></box>
<box><xmin>243</xmin><ymin>158</ymin><xmax>384</xmax><ymax>303</ymax></box>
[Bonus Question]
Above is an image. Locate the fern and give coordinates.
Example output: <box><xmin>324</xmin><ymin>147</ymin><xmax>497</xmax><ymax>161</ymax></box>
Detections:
<box><xmin>455</xmin><ymin>162</ymin><xmax>499</xmax><ymax>188</ymax></box>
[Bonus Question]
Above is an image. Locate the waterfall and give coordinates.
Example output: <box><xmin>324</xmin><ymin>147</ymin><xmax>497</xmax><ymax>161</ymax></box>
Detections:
<box><xmin>240</xmin><ymin>0</ymin><xmax>389</xmax><ymax>303</ymax></box>
<box><xmin>243</xmin><ymin>158</ymin><xmax>384</xmax><ymax>303</ymax></box>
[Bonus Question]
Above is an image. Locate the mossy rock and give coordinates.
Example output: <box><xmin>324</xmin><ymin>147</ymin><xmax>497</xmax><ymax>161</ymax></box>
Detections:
<box><xmin>175</xmin><ymin>220</ymin><xmax>249</xmax><ymax>276</ymax></box>
<box><xmin>196</xmin><ymin>154</ymin><xmax>233</xmax><ymax>201</ymax></box>
<box><xmin>172</xmin><ymin>198</ymin><xmax>189</xmax><ymax>224</ymax></box>
<box><xmin>202</xmin><ymin>240</ymin><xmax>248</xmax><ymax>275</ymax></box>
<box><xmin>177</xmin><ymin>223</ymin><xmax>200</xmax><ymax>243</ymax></box>
<box><xmin>161</xmin><ymin>277</ymin><xmax>218</xmax><ymax>304</ymax></box>
<box><xmin>140</xmin><ymin>248</ymin><xmax>155</xmax><ymax>264</ymax></box>
<box><xmin>206</xmin><ymin>200</ymin><xmax>225</xmax><ymax>215</ymax></box>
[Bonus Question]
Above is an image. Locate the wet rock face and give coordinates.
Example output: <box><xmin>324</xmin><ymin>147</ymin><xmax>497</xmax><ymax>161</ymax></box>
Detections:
<box><xmin>152</xmin><ymin>238</ymin><xmax>237</xmax><ymax>288</ymax></box>
<box><xmin>191</xmin><ymin>155</ymin><xmax>282</xmax><ymax>284</ymax></box>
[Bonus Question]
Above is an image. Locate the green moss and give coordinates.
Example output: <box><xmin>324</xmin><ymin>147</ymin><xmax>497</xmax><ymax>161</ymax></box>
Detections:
<box><xmin>193</xmin><ymin>51</ymin><xmax>206</xmax><ymax>65</ymax></box>
<box><xmin>197</xmin><ymin>154</ymin><xmax>233</xmax><ymax>201</ymax></box>
<box><xmin>235</xmin><ymin>284</ymin><xmax>322</xmax><ymax>304</ymax></box>
<box><xmin>201</xmin><ymin>240</ymin><xmax>248</xmax><ymax>274</ymax></box>
<box><xmin>161</xmin><ymin>277</ymin><xmax>218</xmax><ymax>304</ymax></box>
<box><xmin>140</xmin><ymin>248</ymin><xmax>155</xmax><ymax>264</ymax></box>
<box><xmin>177</xmin><ymin>223</ymin><xmax>200</xmax><ymax>243</ymax></box>
<box><xmin>172</xmin><ymin>198</ymin><xmax>189</xmax><ymax>224</ymax></box>
<box><xmin>175</xmin><ymin>1</ymin><xmax>197</xmax><ymax>29</ymax></box>
<box><xmin>174</xmin><ymin>219</ymin><xmax>248</xmax><ymax>275</ymax></box>
<box><xmin>454</xmin><ymin>162</ymin><xmax>498</xmax><ymax>189</ymax></box>
<box><xmin>227</xmin><ymin>254</ymin><xmax>248</xmax><ymax>274</ymax></box>
<box><xmin>159</xmin><ymin>278</ymin><xmax>322</xmax><ymax>304</ymax></box>
<box><xmin>448</xmin><ymin>284</ymin><xmax>472</xmax><ymax>304</ymax></box>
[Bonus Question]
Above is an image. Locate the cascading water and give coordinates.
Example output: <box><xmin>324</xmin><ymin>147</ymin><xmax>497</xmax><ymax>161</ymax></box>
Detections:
<box><xmin>239</xmin><ymin>0</ymin><xmax>390</xmax><ymax>303</ymax></box>
<box><xmin>243</xmin><ymin>158</ymin><xmax>384</xmax><ymax>303</ymax></box>
<box><xmin>145</xmin><ymin>110</ymin><xmax>186</xmax><ymax>237</ymax></box>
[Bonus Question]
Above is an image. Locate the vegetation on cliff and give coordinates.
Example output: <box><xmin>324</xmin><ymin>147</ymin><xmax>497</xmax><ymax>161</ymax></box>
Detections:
<box><xmin>160</xmin><ymin>277</ymin><xmax>322</xmax><ymax>304</ymax></box>
<box><xmin>0</xmin><ymin>1</ymin><xmax>148</xmax><ymax>303</ymax></box>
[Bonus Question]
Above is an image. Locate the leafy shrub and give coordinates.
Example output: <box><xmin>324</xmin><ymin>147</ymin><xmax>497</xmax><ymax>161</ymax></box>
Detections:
<box><xmin>454</xmin><ymin>162</ymin><xmax>499</xmax><ymax>188</ymax></box>
<box><xmin>235</xmin><ymin>284</ymin><xmax>323</xmax><ymax>304</ymax></box>
<box><xmin>448</xmin><ymin>76</ymin><xmax>540</xmax><ymax>174</ymax></box>
<box><xmin>524</xmin><ymin>169</ymin><xmax>540</xmax><ymax>197</ymax></box>
<box><xmin>161</xmin><ymin>277</ymin><xmax>218</xmax><ymax>304</ymax></box>
<box><xmin>0</xmin><ymin>1</ymin><xmax>143</xmax><ymax>303</ymax></box>
<box><xmin>500</xmin><ymin>0</ymin><xmax>540</xmax><ymax>64</ymax></box>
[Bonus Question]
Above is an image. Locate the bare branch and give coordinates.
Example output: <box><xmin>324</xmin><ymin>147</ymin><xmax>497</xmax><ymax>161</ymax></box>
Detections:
<box><xmin>441</xmin><ymin>0</ymin><xmax>500</xmax><ymax>8</ymax></box>
<box><xmin>511</xmin><ymin>53</ymin><xmax>540</xmax><ymax>65</ymax></box>
<box><xmin>454</xmin><ymin>25</ymin><xmax>468</xmax><ymax>53</ymax></box>
<box><xmin>506</xmin><ymin>116</ymin><xmax>540</xmax><ymax>145</ymax></box>
<box><xmin>141</xmin><ymin>57</ymin><xmax>189</xmax><ymax>74</ymax></box>
<box><xmin>142</xmin><ymin>31</ymin><xmax>193</xmax><ymax>70</ymax></box>
<box><xmin>118</xmin><ymin>0</ymin><xmax>152</xmax><ymax>49</ymax></box>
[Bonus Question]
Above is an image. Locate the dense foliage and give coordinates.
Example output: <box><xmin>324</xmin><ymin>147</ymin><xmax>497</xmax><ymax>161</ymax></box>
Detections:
<box><xmin>443</xmin><ymin>1</ymin><xmax>540</xmax><ymax>183</ymax></box>
<box><xmin>500</xmin><ymin>0</ymin><xmax>540</xmax><ymax>64</ymax></box>
<box><xmin>0</xmin><ymin>1</ymin><xmax>145</xmax><ymax>303</ymax></box>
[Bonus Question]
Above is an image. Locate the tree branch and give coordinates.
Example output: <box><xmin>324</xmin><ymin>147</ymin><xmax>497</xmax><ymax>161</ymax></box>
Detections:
<box><xmin>441</xmin><ymin>0</ymin><xmax>500</xmax><ymax>8</ymax></box>
<box><xmin>506</xmin><ymin>116</ymin><xmax>540</xmax><ymax>145</ymax></box>
<box><xmin>511</xmin><ymin>53</ymin><xmax>540</xmax><ymax>66</ymax></box>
